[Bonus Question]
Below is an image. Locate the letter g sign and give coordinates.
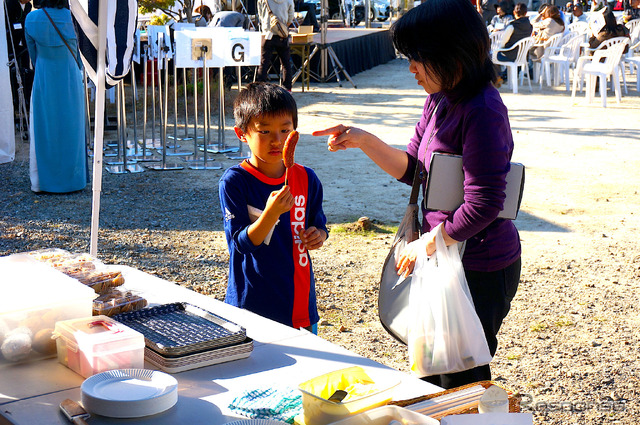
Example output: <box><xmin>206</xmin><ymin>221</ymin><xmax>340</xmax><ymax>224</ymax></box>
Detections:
<box><xmin>232</xmin><ymin>43</ymin><xmax>245</xmax><ymax>62</ymax></box>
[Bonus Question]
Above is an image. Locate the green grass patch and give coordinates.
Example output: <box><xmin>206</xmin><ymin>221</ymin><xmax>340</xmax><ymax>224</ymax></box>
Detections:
<box><xmin>506</xmin><ymin>353</ymin><xmax>522</xmax><ymax>360</ymax></box>
<box><xmin>554</xmin><ymin>316</ymin><xmax>575</xmax><ymax>327</ymax></box>
<box><xmin>329</xmin><ymin>221</ymin><xmax>397</xmax><ymax>237</ymax></box>
<box><xmin>530</xmin><ymin>322</ymin><xmax>548</xmax><ymax>332</ymax></box>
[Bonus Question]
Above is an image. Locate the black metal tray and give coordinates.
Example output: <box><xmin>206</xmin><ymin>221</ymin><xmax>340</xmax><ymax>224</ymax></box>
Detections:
<box><xmin>113</xmin><ymin>302</ymin><xmax>247</xmax><ymax>356</ymax></box>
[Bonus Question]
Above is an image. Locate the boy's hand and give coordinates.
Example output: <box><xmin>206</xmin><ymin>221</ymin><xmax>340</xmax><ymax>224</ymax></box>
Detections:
<box><xmin>298</xmin><ymin>227</ymin><xmax>326</xmax><ymax>250</ymax></box>
<box><xmin>265</xmin><ymin>186</ymin><xmax>295</xmax><ymax>217</ymax></box>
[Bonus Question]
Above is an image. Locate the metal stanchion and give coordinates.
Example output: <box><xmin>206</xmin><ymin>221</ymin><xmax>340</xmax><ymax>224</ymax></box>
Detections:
<box><xmin>206</xmin><ymin>68</ymin><xmax>238</xmax><ymax>154</ymax></box>
<box><xmin>147</xmin><ymin>33</ymin><xmax>184</xmax><ymax>171</ymax></box>
<box><xmin>125</xmin><ymin>77</ymin><xmax>145</xmax><ymax>173</ymax></box>
<box><xmin>190</xmin><ymin>45</ymin><xmax>222</xmax><ymax>170</ymax></box>
<box><xmin>106</xmin><ymin>82</ymin><xmax>127</xmax><ymax>172</ymax></box>
<box><xmin>166</xmin><ymin>51</ymin><xmax>194</xmax><ymax>156</ymax></box>
<box><xmin>135</xmin><ymin>45</ymin><xmax>159</xmax><ymax>162</ymax></box>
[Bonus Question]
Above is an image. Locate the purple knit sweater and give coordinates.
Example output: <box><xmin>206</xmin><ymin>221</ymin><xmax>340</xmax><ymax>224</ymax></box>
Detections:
<box><xmin>400</xmin><ymin>84</ymin><xmax>521</xmax><ymax>272</ymax></box>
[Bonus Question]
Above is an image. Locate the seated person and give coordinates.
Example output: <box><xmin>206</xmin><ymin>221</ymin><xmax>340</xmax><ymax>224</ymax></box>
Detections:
<box><xmin>563</xmin><ymin>2</ymin><xmax>573</xmax><ymax>25</ymax></box>
<box><xmin>497</xmin><ymin>3</ymin><xmax>533</xmax><ymax>62</ymax></box>
<box><xmin>570</xmin><ymin>3</ymin><xmax>588</xmax><ymax>23</ymax></box>
<box><xmin>530</xmin><ymin>4</ymin><xmax>565</xmax><ymax>60</ymax></box>
<box><xmin>477</xmin><ymin>0</ymin><xmax>499</xmax><ymax>25</ymax></box>
<box><xmin>294</xmin><ymin>0</ymin><xmax>320</xmax><ymax>32</ymax></box>
<box><xmin>194</xmin><ymin>5</ymin><xmax>214</xmax><ymax>26</ymax></box>
<box><xmin>589</xmin><ymin>7</ymin><xmax>630</xmax><ymax>52</ymax></box>
<box><xmin>623</xmin><ymin>0</ymin><xmax>640</xmax><ymax>23</ymax></box>
<box><xmin>494</xmin><ymin>2</ymin><xmax>532</xmax><ymax>82</ymax></box>
<box><xmin>488</xmin><ymin>0</ymin><xmax>515</xmax><ymax>31</ymax></box>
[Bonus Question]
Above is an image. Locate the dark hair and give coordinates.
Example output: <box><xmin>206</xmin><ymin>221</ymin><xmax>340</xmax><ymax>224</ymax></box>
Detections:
<box><xmin>391</xmin><ymin>0</ymin><xmax>496</xmax><ymax>101</ymax></box>
<box><xmin>602</xmin><ymin>9</ymin><xmax>619</xmax><ymax>33</ymax></box>
<box><xmin>573</xmin><ymin>3</ymin><xmax>583</xmax><ymax>11</ymax></box>
<box><xmin>199</xmin><ymin>5</ymin><xmax>212</xmax><ymax>17</ymax></box>
<box><xmin>546</xmin><ymin>5</ymin><xmax>565</xmax><ymax>26</ymax></box>
<box><xmin>514</xmin><ymin>2</ymin><xmax>528</xmax><ymax>16</ymax></box>
<box><xmin>39</xmin><ymin>0</ymin><xmax>69</xmax><ymax>8</ymax></box>
<box><xmin>233</xmin><ymin>82</ymin><xmax>298</xmax><ymax>132</ymax></box>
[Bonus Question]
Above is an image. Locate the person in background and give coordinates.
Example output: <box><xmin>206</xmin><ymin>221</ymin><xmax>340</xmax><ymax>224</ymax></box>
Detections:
<box><xmin>194</xmin><ymin>5</ymin><xmax>214</xmax><ymax>26</ymax></box>
<box><xmin>477</xmin><ymin>0</ymin><xmax>499</xmax><ymax>25</ymax></box>
<box><xmin>488</xmin><ymin>0</ymin><xmax>515</xmax><ymax>31</ymax></box>
<box><xmin>589</xmin><ymin>7</ymin><xmax>630</xmax><ymax>51</ymax></box>
<box><xmin>210</xmin><ymin>10</ymin><xmax>248</xmax><ymax>89</ymax></box>
<box><xmin>623</xmin><ymin>0</ymin><xmax>640</xmax><ymax>22</ymax></box>
<box><xmin>211</xmin><ymin>10</ymin><xmax>248</xmax><ymax>27</ymax></box>
<box><xmin>495</xmin><ymin>3</ymin><xmax>533</xmax><ymax>82</ymax></box>
<box><xmin>5</xmin><ymin>0</ymin><xmax>34</xmax><ymax>117</ymax></box>
<box><xmin>256</xmin><ymin>0</ymin><xmax>295</xmax><ymax>91</ymax></box>
<box><xmin>294</xmin><ymin>0</ymin><xmax>320</xmax><ymax>32</ymax></box>
<box><xmin>219</xmin><ymin>82</ymin><xmax>328</xmax><ymax>333</ymax></box>
<box><xmin>314</xmin><ymin>0</ymin><xmax>521</xmax><ymax>389</ymax></box>
<box><xmin>24</xmin><ymin>0</ymin><xmax>86</xmax><ymax>193</ymax></box>
<box><xmin>570</xmin><ymin>3</ymin><xmax>589</xmax><ymax>22</ymax></box>
<box><xmin>530</xmin><ymin>4</ymin><xmax>565</xmax><ymax>60</ymax></box>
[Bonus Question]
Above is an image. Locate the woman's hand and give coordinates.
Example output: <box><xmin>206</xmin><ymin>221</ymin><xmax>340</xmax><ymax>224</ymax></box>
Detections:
<box><xmin>312</xmin><ymin>125</ymin><xmax>371</xmax><ymax>152</ymax></box>
<box><xmin>396</xmin><ymin>238</ymin><xmax>428</xmax><ymax>279</ymax></box>
<box><xmin>298</xmin><ymin>227</ymin><xmax>327</xmax><ymax>250</ymax></box>
<box><xmin>395</xmin><ymin>225</ymin><xmax>458</xmax><ymax>278</ymax></box>
<box><xmin>312</xmin><ymin>125</ymin><xmax>409</xmax><ymax>179</ymax></box>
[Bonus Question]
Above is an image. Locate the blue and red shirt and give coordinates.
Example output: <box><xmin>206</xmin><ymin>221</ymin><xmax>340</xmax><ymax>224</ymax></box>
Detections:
<box><xmin>219</xmin><ymin>161</ymin><xmax>328</xmax><ymax>328</ymax></box>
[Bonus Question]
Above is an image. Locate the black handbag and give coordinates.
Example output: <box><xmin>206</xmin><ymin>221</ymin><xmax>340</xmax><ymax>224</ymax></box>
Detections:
<box><xmin>377</xmin><ymin>164</ymin><xmax>422</xmax><ymax>344</ymax></box>
<box><xmin>378</xmin><ymin>99</ymin><xmax>442</xmax><ymax>345</ymax></box>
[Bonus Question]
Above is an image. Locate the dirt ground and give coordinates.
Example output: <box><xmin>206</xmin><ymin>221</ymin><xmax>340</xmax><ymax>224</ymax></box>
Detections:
<box><xmin>2</xmin><ymin>57</ymin><xmax>640</xmax><ymax>424</ymax></box>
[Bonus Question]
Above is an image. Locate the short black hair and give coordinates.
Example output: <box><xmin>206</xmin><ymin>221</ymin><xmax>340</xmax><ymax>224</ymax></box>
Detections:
<box><xmin>233</xmin><ymin>82</ymin><xmax>298</xmax><ymax>132</ymax></box>
<box><xmin>38</xmin><ymin>0</ymin><xmax>69</xmax><ymax>8</ymax></box>
<box><xmin>514</xmin><ymin>2</ymin><xmax>528</xmax><ymax>15</ymax></box>
<box><xmin>391</xmin><ymin>0</ymin><xmax>496</xmax><ymax>101</ymax></box>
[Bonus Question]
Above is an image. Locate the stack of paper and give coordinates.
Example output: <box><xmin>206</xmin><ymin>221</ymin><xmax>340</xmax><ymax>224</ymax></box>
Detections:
<box><xmin>405</xmin><ymin>385</ymin><xmax>486</xmax><ymax>420</ymax></box>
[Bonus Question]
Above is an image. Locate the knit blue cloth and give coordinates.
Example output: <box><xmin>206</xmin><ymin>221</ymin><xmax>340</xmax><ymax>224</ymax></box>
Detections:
<box><xmin>228</xmin><ymin>385</ymin><xmax>303</xmax><ymax>424</ymax></box>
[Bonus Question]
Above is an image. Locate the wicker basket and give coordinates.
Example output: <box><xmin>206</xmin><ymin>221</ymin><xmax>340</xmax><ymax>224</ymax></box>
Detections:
<box><xmin>389</xmin><ymin>380</ymin><xmax>521</xmax><ymax>420</ymax></box>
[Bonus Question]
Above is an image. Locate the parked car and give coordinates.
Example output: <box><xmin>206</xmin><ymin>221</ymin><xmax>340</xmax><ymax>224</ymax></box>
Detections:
<box><xmin>352</xmin><ymin>0</ymin><xmax>390</xmax><ymax>26</ymax></box>
<box><xmin>307</xmin><ymin>0</ymin><xmax>390</xmax><ymax>26</ymax></box>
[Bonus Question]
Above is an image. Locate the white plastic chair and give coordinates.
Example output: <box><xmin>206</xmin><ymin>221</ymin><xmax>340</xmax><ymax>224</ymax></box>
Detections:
<box><xmin>542</xmin><ymin>35</ymin><xmax>583</xmax><ymax>90</ymax></box>
<box><xmin>532</xmin><ymin>33</ymin><xmax>564</xmax><ymax>84</ymax></box>
<box><xmin>493</xmin><ymin>36</ymin><xmax>535</xmax><ymax>94</ymax></box>
<box><xmin>567</xmin><ymin>21</ymin><xmax>589</xmax><ymax>42</ymax></box>
<box><xmin>490</xmin><ymin>31</ymin><xmax>506</xmax><ymax>57</ymax></box>
<box><xmin>622</xmin><ymin>25</ymin><xmax>640</xmax><ymax>74</ymax></box>
<box><xmin>624</xmin><ymin>35</ymin><xmax>640</xmax><ymax>91</ymax></box>
<box><xmin>573</xmin><ymin>37</ymin><xmax>630</xmax><ymax>93</ymax></box>
<box><xmin>626</xmin><ymin>18</ymin><xmax>640</xmax><ymax>36</ymax></box>
<box><xmin>572</xmin><ymin>39</ymin><xmax>629</xmax><ymax>107</ymax></box>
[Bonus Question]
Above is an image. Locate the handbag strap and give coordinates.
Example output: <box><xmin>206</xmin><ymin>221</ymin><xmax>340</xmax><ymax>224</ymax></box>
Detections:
<box><xmin>42</xmin><ymin>8</ymin><xmax>82</xmax><ymax>69</ymax></box>
<box><xmin>264</xmin><ymin>0</ymin><xmax>278</xmax><ymax>19</ymax></box>
<box><xmin>409</xmin><ymin>97</ymin><xmax>443</xmax><ymax>205</ymax></box>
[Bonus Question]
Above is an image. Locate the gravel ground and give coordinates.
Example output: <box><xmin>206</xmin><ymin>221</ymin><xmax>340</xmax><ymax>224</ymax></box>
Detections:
<box><xmin>2</xmin><ymin>58</ymin><xmax>640</xmax><ymax>424</ymax></box>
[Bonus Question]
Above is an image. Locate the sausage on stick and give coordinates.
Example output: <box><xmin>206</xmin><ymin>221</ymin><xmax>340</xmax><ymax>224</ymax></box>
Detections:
<box><xmin>283</xmin><ymin>130</ymin><xmax>299</xmax><ymax>185</ymax></box>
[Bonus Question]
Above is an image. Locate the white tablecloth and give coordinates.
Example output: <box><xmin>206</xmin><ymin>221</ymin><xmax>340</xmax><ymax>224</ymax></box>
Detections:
<box><xmin>0</xmin><ymin>266</ymin><xmax>441</xmax><ymax>424</ymax></box>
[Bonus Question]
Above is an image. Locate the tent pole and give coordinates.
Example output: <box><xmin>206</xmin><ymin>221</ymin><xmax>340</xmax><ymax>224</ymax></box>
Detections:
<box><xmin>89</xmin><ymin>0</ymin><xmax>110</xmax><ymax>257</ymax></box>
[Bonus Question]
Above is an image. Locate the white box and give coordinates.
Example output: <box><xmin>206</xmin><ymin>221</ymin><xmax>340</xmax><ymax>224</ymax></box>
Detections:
<box><xmin>0</xmin><ymin>255</ymin><xmax>96</xmax><ymax>364</ymax></box>
<box><xmin>54</xmin><ymin>315</ymin><xmax>145</xmax><ymax>378</ymax></box>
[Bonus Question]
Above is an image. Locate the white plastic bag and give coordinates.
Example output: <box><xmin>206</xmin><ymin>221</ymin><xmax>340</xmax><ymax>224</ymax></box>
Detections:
<box><xmin>408</xmin><ymin>223</ymin><xmax>492</xmax><ymax>376</ymax></box>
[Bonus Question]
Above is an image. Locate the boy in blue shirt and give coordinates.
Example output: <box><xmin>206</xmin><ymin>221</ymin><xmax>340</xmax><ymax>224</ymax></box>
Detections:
<box><xmin>219</xmin><ymin>82</ymin><xmax>328</xmax><ymax>332</ymax></box>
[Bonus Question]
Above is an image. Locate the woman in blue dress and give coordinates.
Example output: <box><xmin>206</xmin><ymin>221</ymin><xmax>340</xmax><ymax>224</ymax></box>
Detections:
<box><xmin>25</xmin><ymin>0</ymin><xmax>86</xmax><ymax>193</ymax></box>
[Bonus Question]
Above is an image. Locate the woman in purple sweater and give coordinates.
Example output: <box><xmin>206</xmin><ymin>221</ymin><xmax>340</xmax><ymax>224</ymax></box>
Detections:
<box><xmin>314</xmin><ymin>0</ymin><xmax>521</xmax><ymax>389</ymax></box>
